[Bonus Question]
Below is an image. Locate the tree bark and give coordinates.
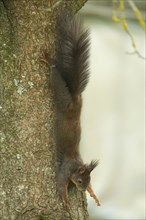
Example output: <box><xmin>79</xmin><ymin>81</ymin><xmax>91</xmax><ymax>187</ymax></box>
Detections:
<box><xmin>0</xmin><ymin>0</ymin><xmax>89</xmax><ymax>219</ymax></box>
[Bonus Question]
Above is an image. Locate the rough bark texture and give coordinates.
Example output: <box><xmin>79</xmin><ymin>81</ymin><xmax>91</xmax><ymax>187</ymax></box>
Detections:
<box><xmin>0</xmin><ymin>0</ymin><xmax>89</xmax><ymax>219</ymax></box>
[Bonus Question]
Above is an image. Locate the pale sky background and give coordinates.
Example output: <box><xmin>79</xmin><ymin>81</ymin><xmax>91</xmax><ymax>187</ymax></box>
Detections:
<box><xmin>80</xmin><ymin>3</ymin><xmax>145</xmax><ymax>220</ymax></box>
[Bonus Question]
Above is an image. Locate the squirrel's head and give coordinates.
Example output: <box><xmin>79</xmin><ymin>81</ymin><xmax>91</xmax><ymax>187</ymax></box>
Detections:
<box><xmin>70</xmin><ymin>160</ymin><xmax>99</xmax><ymax>191</ymax></box>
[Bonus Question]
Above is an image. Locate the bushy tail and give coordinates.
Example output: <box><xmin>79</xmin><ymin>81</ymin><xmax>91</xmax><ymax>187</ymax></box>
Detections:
<box><xmin>55</xmin><ymin>11</ymin><xmax>90</xmax><ymax>96</ymax></box>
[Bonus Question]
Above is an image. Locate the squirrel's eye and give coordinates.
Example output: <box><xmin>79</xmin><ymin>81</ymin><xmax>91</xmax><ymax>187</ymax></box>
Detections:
<box><xmin>78</xmin><ymin>179</ymin><xmax>82</xmax><ymax>184</ymax></box>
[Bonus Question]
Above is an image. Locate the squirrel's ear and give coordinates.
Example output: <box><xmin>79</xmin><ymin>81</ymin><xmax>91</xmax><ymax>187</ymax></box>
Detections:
<box><xmin>78</xmin><ymin>166</ymin><xmax>86</xmax><ymax>174</ymax></box>
<box><xmin>88</xmin><ymin>160</ymin><xmax>99</xmax><ymax>173</ymax></box>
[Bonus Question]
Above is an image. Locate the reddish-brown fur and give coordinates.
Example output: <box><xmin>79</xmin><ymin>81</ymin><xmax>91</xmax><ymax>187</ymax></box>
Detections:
<box><xmin>43</xmin><ymin>11</ymin><xmax>99</xmax><ymax>209</ymax></box>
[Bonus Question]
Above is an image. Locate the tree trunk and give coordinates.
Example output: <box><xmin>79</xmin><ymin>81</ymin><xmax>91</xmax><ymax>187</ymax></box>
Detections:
<box><xmin>0</xmin><ymin>0</ymin><xmax>89</xmax><ymax>219</ymax></box>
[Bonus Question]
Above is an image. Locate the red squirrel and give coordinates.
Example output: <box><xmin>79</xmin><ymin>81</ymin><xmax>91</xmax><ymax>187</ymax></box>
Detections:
<box><xmin>41</xmin><ymin>10</ymin><xmax>100</xmax><ymax>209</ymax></box>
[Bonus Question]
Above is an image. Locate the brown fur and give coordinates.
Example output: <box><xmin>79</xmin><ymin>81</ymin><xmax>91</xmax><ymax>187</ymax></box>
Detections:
<box><xmin>43</xmin><ymin>11</ymin><xmax>98</xmax><ymax>209</ymax></box>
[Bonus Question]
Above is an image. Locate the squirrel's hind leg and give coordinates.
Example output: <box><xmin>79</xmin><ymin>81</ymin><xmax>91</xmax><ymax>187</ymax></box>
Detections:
<box><xmin>51</xmin><ymin>66</ymin><xmax>72</xmax><ymax>112</ymax></box>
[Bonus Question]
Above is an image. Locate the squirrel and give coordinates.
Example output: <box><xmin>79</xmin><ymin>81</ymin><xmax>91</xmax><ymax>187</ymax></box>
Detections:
<box><xmin>41</xmin><ymin>10</ymin><xmax>100</xmax><ymax>209</ymax></box>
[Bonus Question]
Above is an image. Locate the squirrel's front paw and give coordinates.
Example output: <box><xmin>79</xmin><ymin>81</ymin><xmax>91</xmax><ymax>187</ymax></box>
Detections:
<box><xmin>39</xmin><ymin>50</ymin><xmax>49</xmax><ymax>64</ymax></box>
<box><xmin>62</xmin><ymin>198</ymin><xmax>70</xmax><ymax>211</ymax></box>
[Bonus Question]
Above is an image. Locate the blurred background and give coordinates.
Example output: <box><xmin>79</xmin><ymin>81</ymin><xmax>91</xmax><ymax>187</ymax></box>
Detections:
<box><xmin>79</xmin><ymin>0</ymin><xmax>145</xmax><ymax>219</ymax></box>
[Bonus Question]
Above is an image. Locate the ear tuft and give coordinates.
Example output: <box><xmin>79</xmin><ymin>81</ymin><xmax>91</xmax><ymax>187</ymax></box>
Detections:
<box><xmin>88</xmin><ymin>160</ymin><xmax>99</xmax><ymax>173</ymax></box>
